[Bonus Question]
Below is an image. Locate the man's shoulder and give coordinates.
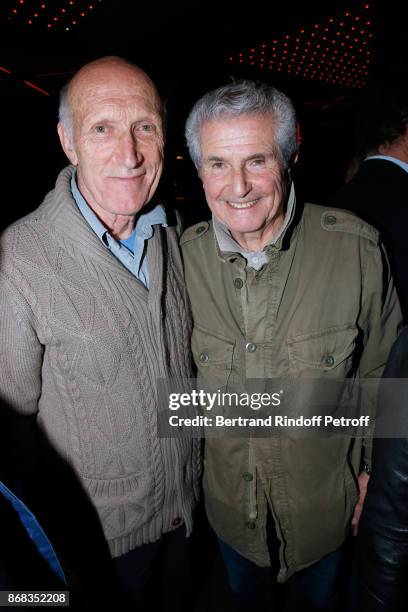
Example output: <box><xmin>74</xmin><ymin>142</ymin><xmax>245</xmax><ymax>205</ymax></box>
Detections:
<box><xmin>1</xmin><ymin>192</ymin><xmax>57</xmax><ymax>243</ymax></box>
<box><xmin>0</xmin><ymin>166</ymin><xmax>73</xmax><ymax>245</ymax></box>
<box><xmin>0</xmin><ymin>209</ymin><xmax>44</xmax><ymax>246</ymax></box>
<box><xmin>180</xmin><ymin>220</ymin><xmax>212</xmax><ymax>248</ymax></box>
<box><xmin>303</xmin><ymin>202</ymin><xmax>379</xmax><ymax>246</ymax></box>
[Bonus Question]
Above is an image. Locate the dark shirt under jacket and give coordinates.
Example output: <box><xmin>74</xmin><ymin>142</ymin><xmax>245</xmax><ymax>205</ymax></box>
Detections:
<box><xmin>330</xmin><ymin>159</ymin><xmax>408</xmax><ymax>321</ymax></box>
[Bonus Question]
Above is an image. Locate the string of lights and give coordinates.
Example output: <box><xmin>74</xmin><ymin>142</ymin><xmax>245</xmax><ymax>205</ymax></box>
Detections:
<box><xmin>226</xmin><ymin>3</ymin><xmax>373</xmax><ymax>89</ymax></box>
<box><xmin>7</xmin><ymin>0</ymin><xmax>104</xmax><ymax>31</ymax></box>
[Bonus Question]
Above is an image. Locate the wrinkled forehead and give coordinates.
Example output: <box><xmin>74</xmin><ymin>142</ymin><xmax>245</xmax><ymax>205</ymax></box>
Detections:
<box><xmin>69</xmin><ymin>65</ymin><xmax>162</xmax><ymax>119</ymax></box>
<box><xmin>200</xmin><ymin>113</ymin><xmax>279</xmax><ymax>151</ymax></box>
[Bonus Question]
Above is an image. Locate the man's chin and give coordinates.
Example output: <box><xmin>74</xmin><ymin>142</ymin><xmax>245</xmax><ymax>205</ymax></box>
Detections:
<box><xmin>104</xmin><ymin>192</ymin><xmax>149</xmax><ymax>216</ymax></box>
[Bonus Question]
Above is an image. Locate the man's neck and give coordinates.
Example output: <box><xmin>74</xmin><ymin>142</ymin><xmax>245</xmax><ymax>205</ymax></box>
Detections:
<box><xmin>378</xmin><ymin>133</ymin><xmax>408</xmax><ymax>164</ymax></box>
<box><xmin>102</xmin><ymin>214</ymin><xmax>135</xmax><ymax>241</ymax></box>
<box><xmin>230</xmin><ymin>214</ymin><xmax>285</xmax><ymax>252</ymax></box>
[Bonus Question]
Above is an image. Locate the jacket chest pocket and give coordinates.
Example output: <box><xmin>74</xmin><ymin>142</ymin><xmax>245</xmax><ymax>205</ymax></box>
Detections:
<box><xmin>287</xmin><ymin>323</ymin><xmax>358</xmax><ymax>377</ymax></box>
<box><xmin>192</xmin><ymin>325</ymin><xmax>235</xmax><ymax>388</ymax></box>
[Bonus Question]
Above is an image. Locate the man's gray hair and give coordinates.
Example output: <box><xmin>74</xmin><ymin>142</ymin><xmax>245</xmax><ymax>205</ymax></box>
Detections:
<box><xmin>185</xmin><ymin>79</ymin><xmax>298</xmax><ymax>169</ymax></box>
<box><xmin>58</xmin><ymin>81</ymin><xmax>73</xmax><ymax>144</ymax></box>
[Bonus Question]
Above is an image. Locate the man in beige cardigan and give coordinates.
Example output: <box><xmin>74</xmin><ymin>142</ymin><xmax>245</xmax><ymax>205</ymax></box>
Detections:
<box><xmin>0</xmin><ymin>56</ymin><xmax>200</xmax><ymax>609</ymax></box>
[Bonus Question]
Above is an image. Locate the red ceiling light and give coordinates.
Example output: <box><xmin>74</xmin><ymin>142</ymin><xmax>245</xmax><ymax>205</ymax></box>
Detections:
<box><xmin>23</xmin><ymin>80</ymin><xmax>50</xmax><ymax>96</ymax></box>
<box><xmin>8</xmin><ymin>0</ymin><xmax>104</xmax><ymax>31</ymax></box>
<box><xmin>226</xmin><ymin>1</ymin><xmax>373</xmax><ymax>88</ymax></box>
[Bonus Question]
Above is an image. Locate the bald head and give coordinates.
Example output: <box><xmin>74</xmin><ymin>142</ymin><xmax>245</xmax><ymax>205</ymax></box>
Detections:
<box><xmin>57</xmin><ymin>55</ymin><xmax>166</xmax><ymax>234</ymax></box>
<box><xmin>59</xmin><ymin>56</ymin><xmax>163</xmax><ymax>143</ymax></box>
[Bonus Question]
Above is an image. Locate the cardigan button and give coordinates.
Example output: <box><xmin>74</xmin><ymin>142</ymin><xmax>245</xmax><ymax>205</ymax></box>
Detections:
<box><xmin>245</xmin><ymin>521</ymin><xmax>256</xmax><ymax>530</ymax></box>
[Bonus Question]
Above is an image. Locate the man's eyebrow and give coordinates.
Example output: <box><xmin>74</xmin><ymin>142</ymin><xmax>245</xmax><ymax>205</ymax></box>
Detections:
<box><xmin>134</xmin><ymin>116</ymin><xmax>160</xmax><ymax>123</ymax></box>
<box><xmin>246</xmin><ymin>153</ymin><xmax>267</xmax><ymax>161</ymax></box>
<box><xmin>204</xmin><ymin>155</ymin><xmax>225</xmax><ymax>162</ymax></box>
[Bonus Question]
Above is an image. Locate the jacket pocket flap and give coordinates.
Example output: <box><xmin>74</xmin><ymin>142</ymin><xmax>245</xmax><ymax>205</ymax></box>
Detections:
<box><xmin>192</xmin><ymin>325</ymin><xmax>235</xmax><ymax>367</ymax></box>
<box><xmin>287</xmin><ymin>324</ymin><xmax>357</xmax><ymax>370</ymax></box>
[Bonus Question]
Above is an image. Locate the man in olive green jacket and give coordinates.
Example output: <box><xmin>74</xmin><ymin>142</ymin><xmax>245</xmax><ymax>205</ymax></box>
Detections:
<box><xmin>181</xmin><ymin>80</ymin><xmax>402</xmax><ymax>610</ymax></box>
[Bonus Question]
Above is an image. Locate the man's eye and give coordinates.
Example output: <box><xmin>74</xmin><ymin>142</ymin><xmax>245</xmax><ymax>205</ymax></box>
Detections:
<box><xmin>250</xmin><ymin>159</ymin><xmax>265</xmax><ymax>167</ymax></box>
<box><xmin>139</xmin><ymin>123</ymin><xmax>155</xmax><ymax>133</ymax></box>
<box><xmin>94</xmin><ymin>125</ymin><xmax>106</xmax><ymax>134</ymax></box>
<box><xmin>212</xmin><ymin>162</ymin><xmax>225</xmax><ymax>169</ymax></box>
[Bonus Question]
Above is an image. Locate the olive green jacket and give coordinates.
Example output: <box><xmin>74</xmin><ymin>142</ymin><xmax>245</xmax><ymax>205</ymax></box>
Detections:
<box><xmin>181</xmin><ymin>200</ymin><xmax>402</xmax><ymax>582</ymax></box>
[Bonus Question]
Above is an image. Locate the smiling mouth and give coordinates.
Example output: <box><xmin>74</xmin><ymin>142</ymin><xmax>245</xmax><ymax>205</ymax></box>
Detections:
<box><xmin>227</xmin><ymin>199</ymin><xmax>258</xmax><ymax>209</ymax></box>
<box><xmin>109</xmin><ymin>173</ymin><xmax>146</xmax><ymax>180</ymax></box>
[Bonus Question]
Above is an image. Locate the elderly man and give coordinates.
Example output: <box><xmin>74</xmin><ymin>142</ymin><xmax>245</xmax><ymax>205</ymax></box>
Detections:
<box><xmin>0</xmin><ymin>57</ymin><xmax>199</xmax><ymax>608</ymax></box>
<box><xmin>180</xmin><ymin>80</ymin><xmax>401</xmax><ymax>610</ymax></box>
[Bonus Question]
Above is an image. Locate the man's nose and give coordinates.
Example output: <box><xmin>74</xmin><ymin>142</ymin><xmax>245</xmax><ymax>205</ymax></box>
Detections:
<box><xmin>230</xmin><ymin>167</ymin><xmax>251</xmax><ymax>198</ymax></box>
<box><xmin>115</xmin><ymin>133</ymin><xmax>144</xmax><ymax>168</ymax></box>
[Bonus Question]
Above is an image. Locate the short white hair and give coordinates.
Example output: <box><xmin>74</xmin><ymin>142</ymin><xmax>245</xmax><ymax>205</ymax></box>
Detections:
<box><xmin>58</xmin><ymin>81</ymin><xmax>73</xmax><ymax>144</ymax></box>
<box><xmin>185</xmin><ymin>79</ymin><xmax>298</xmax><ymax>169</ymax></box>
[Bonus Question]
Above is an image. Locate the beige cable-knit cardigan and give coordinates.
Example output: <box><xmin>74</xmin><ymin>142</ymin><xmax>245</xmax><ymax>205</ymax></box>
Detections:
<box><xmin>0</xmin><ymin>166</ymin><xmax>200</xmax><ymax>557</ymax></box>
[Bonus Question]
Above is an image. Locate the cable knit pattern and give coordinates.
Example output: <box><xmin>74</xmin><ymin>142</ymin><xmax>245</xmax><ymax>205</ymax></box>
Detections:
<box><xmin>0</xmin><ymin>165</ymin><xmax>200</xmax><ymax>557</ymax></box>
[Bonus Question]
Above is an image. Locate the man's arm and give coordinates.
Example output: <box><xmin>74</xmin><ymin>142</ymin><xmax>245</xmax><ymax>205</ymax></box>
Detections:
<box><xmin>358</xmin><ymin>328</ymin><xmax>408</xmax><ymax>610</ymax></box>
<box><xmin>0</xmin><ymin>271</ymin><xmax>43</xmax><ymax>473</ymax></box>
<box><xmin>352</xmin><ymin>240</ymin><xmax>402</xmax><ymax>535</ymax></box>
<box><xmin>358</xmin><ymin>240</ymin><xmax>402</xmax><ymax>380</ymax></box>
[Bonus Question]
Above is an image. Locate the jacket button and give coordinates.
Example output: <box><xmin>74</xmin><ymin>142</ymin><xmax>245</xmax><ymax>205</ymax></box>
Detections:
<box><xmin>325</xmin><ymin>214</ymin><xmax>337</xmax><ymax>225</ymax></box>
<box><xmin>245</xmin><ymin>521</ymin><xmax>256</xmax><ymax>530</ymax></box>
<box><xmin>234</xmin><ymin>278</ymin><xmax>244</xmax><ymax>289</ymax></box>
<box><xmin>243</xmin><ymin>472</ymin><xmax>253</xmax><ymax>482</ymax></box>
<box><xmin>199</xmin><ymin>351</ymin><xmax>209</xmax><ymax>363</ymax></box>
<box><xmin>172</xmin><ymin>517</ymin><xmax>182</xmax><ymax>527</ymax></box>
<box><xmin>246</xmin><ymin>342</ymin><xmax>257</xmax><ymax>353</ymax></box>
<box><xmin>195</xmin><ymin>226</ymin><xmax>206</xmax><ymax>234</ymax></box>
<box><xmin>325</xmin><ymin>354</ymin><xmax>335</xmax><ymax>367</ymax></box>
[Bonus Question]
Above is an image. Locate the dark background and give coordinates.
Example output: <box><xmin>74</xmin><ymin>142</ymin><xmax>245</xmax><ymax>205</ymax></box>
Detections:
<box><xmin>1</xmin><ymin>0</ymin><xmax>406</xmax><ymax>229</ymax></box>
<box><xmin>0</xmin><ymin>2</ymin><xmax>406</xmax><ymax>606</ymax></box>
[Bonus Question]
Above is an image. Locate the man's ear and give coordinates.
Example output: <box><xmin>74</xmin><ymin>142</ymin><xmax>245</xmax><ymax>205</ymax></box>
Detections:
<box><xmin>57</xmin><ymin>122</ymin><xmax>78</xmax><ymax>166</ymax></box>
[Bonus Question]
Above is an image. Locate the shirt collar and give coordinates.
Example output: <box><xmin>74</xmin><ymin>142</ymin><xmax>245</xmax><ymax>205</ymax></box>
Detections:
<box><xmin>365</xmin><ymin>155</ymin><xmax>408</xmax><ymax>175</ymax></box>
<box><xmin>70</xmin><ymin>170</ymin><xmax>167</xmax><ymax>245</ymax></box>
<box><xmin>213</xmin><ymin>181</ymin><xmax>296</xmax><ymax>264</ymax></box>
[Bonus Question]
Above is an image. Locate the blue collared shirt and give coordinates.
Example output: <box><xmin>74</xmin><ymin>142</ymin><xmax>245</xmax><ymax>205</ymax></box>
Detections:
<box><xmin>71</xmin><ymin>172</ymin><xmax>167</xmax><ymax>288</ymax></box>
<box><xmin>365</xmin><ymin>155</ymin><xmax>408</xmax><ymax>175</ymax></box>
